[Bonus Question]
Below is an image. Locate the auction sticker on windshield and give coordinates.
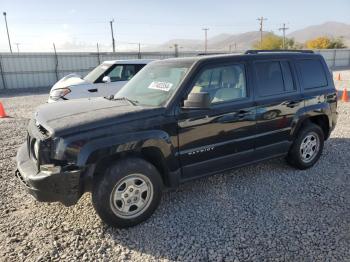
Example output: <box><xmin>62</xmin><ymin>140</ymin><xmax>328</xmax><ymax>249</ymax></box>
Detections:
<box><xmin>148</xmin><ymin>81</ymin><xmax>173</xmax><ymax>92</ymax></box>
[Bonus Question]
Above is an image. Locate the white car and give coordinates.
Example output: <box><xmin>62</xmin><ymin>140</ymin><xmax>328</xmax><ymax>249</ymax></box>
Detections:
<box><xmin>48</xmin><ymin>59</ymin><xmax>154</xmax><ymax>102</ymax></box>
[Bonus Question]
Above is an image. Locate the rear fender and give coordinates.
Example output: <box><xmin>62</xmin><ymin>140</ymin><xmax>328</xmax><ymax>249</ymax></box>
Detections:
<box><xmin>290</xmin><ymin>102</ymin><xmax>332</xmax><ymax>138</ymax></box>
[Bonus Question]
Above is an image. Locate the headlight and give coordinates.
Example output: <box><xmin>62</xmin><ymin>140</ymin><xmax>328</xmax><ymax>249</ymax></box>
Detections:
<box><xmin>33</xmin><ymin>140</ymin><xmax>40</xmax><ymax>160</ymax></box>
<box><xmin>51</xmin><ymin>137</ymin><xmax>66</xmax><ymax>160</ymax></box>
<box><xmin>49</xmin><ymin>88</ymin><xmax>71</xmax><ymax>101</ymax></box>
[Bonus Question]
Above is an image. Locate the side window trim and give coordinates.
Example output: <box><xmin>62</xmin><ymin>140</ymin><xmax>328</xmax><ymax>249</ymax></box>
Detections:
<box><xmin>280</xmin><ymin>60</ymin><xmax>297</xmax><ymax>93</ymax></box>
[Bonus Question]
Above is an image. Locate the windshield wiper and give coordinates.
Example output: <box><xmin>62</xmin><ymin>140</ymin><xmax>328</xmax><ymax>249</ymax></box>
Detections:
<box><xmin>113</xmin><ymin>96</ymin><xmax>139</xmax><ymax>106</ymax></box>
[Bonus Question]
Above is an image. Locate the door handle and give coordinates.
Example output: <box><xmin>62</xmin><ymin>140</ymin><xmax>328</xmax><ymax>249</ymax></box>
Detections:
<box><xmin>237</xmin><ymin>110</ymin><xmax>249</xmax><ymax>118</ymax></box>
<box><xmin>286</xmin><ymin>100</ymin><xmax>301</xmax><ymax>108</ymax></box>
<box><xmin>88</xmin><ymin>88</ymin><xmax>98</xmax><ymax>93</ymax></box>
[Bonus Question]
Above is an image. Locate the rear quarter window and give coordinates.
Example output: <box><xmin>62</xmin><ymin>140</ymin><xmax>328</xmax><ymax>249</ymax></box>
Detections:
<box><xmin>296</xmin><ymin>59</ymin><xmax>328</xmax><ymax>89</ymax></box>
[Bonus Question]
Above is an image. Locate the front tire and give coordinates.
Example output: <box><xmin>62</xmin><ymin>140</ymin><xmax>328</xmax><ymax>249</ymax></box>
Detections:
<box><xmin>287</xmin><ymin>123</ymin><xmax>324</xmax><ymax>170</ymax></box>
<box><xmin>92</xmin><ymin>157</ymin><xmax>163</xmax><ymax>227</ymax></box>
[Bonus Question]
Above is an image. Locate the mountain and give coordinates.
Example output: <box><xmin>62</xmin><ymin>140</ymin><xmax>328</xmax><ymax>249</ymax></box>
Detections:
<box><xmin>157</xmin><ymin>31</ymin><xmax>270</xmax><ymax>51</ymax></box>
<box><xmin>207</xmin><ymin>31</ymin><xmax>270</xmax><ymax>51</ymax></box>
<box><xmin>158</xmin><ymin>39</ymin><xmax>203</xmax><ymax>51</ymax></box>
<box><xmin>287</xmin><ymin>22</ymin><xmax>350</xmax><ymax>44</ymax></box>
<box><xmin>156</xmin><ymin>21</ymin><xmax>350</xmax><ymax>51</ymax></box>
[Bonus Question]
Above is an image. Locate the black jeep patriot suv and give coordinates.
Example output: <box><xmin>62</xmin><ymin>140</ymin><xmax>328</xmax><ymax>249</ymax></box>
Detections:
<box><xmin>16</xmin><ymin>50</ymin><xmax>338</xmax><ymax>227</ymax></box>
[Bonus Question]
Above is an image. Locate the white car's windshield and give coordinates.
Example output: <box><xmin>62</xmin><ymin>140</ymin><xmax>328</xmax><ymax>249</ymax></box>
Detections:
<box><xmin>84</xmin><ymin>63</ymin><xmax>112</xmax><ymax>83</ymax></box>
<box><xmin>115</xmin><ymin>60</ymin><xmax>193</xmax><ymax>106</ymax></box>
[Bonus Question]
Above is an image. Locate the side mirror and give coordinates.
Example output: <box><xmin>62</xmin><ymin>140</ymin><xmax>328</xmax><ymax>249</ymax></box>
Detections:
<box><xmin>102</xmin><ymin>76</ymin><xmax>111</xmax><ymax>83</ymax></box>
<box><xmin>183</xmin><ymin>92</ymin><xmax>210</xmax><ymax>109</ymax></box>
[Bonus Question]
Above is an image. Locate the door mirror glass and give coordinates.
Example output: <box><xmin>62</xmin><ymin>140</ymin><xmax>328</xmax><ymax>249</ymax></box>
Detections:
<box><xmin>183</xmin><ymin>92</ymin><xmax>210</xmax><ymax>109</ymax></box>
<box><xmin>102</xmin><ymin>76</ymin><xmax>111</xmax><ymax>83</ymax></box>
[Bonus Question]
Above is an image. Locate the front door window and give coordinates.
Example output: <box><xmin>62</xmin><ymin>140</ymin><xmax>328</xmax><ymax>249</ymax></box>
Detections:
<box><xmin>190</xmin><ymin>64</ymin><xmax>247</xmax><ymax>104</ymax></box>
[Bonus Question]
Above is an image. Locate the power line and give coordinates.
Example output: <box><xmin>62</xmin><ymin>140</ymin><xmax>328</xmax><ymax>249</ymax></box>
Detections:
<box><xmin>279</xmin><ymin>23</ymin><xmax>289</xmax><ymax>49</ymax></box>
<box><xmin>257</xmin><ymin>16</ymin><xmax>267</xmax><ymax>49</ymax></box>
<box><xmin>110</xmin><ymin>19</ymin><xmax>116</xmax><ymax>52</ymax></box>
<box><xmin>202</xmin><ymin>28</ymin><xmax>209</xmax><ymax>53</ymax></box>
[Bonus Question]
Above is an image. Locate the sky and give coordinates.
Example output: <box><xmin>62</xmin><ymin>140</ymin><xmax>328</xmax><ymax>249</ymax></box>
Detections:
<box><xmin>0</xmin><ymin>0</ymin><xmax>349</xmax><ymax>52</ymax></box>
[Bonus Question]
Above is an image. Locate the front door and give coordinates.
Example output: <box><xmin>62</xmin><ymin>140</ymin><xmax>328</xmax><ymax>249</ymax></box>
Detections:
<box><xmin>95</xmin><ymin>64</ymin><xmax>138</xmax><ymax>97</ymax></box>
<box><xmin>177</xmin><ymin>62</ymin><xmax>257</xmax><ymax>180</ymax></box>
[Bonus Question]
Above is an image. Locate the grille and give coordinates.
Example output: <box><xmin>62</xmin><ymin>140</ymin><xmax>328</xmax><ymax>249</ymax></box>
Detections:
<box><xmin>28</xmin><ymin>119</ymin><xmax>49</xmax><ymax>140</ymax></box>
<box><xmin>36</xmin><ymin>124</ymin><xmax>49</xmax><ymax>137</ymax></box>
<box><xmin>15</xmin><ymin>170</ymin><xmax>30</xmax><ymax>188</ymax></box>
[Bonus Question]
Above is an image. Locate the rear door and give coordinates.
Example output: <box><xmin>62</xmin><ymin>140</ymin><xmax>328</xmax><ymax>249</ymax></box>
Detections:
<box><xmin>106</xmin><ymin>64</ymin><xmax>138</xmax><ymax>95</ymax></box>
<box><xmin>252</xmin><ymin>59</ymin><xmax>303</xmax><ymax>157</ymax></box>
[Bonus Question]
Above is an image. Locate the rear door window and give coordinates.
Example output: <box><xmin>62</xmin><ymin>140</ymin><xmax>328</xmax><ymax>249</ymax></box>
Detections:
<box><xmin>296</xmin><ymin>59</ymin><xmax>327</xmax><ymax>89</ymax></box>
<box><xmin>254</xmin><ymin>61</ymin><xmax>295</xmax><ymax>97</ymax></box>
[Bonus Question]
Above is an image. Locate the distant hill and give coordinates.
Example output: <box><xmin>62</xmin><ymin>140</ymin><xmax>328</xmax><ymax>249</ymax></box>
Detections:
<box><xmin>288</xmin><ymin>22</ymin><xmax>350</xmax><ymax>42</ymax></box>
<box><xmin>156</xmin><ymin>21</ymin><xmax>350</xmax><ymax>51</ymax></box>
<box><xmin>158</xmin><ymin>39</ymin><xmax>203</xmax><ymax>51</ymax></box>
<box><xmin>207</xmin><ymin>31</ymin><xmax>270</xmax><ymax>51</ymax></box>
<box><xmin>157</xmin><ymin>31</ymin><xmax>270</xmax><ymax>51</ymax></box>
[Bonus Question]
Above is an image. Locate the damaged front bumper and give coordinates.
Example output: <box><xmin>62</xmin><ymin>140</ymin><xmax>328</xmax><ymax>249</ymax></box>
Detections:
<box><xmin>15</xmin><ymin>143</ymin><xmax>83</xmax><ymax>206</ymax></box>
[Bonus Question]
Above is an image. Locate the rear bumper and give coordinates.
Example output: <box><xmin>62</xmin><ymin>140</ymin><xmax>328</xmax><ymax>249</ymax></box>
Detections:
<box><xmin>16</xmin><ymin>143</ymin><xmax>83</xmax><ymax>206</ymax></box>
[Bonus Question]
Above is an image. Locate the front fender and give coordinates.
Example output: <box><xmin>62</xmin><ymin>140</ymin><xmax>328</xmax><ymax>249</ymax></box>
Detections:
<box><xmin>76</xmin><ymin>130</ymin><xmax>178</xmax><ymax>171</ymax></box>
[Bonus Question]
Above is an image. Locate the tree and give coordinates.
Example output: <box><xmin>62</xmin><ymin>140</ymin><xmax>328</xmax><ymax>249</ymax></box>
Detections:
<box><xmin>329</xmin><ymin>37</ymin><xmax>346</xmax><ymax>49</ymax></box>
<box><xmin>306</xmin><ymin>37</ymin><xmax>331</xmax><ymax>49</ymax></box>
<box><xmin>253</xmin><ymin>33</ymin><xmax>282</xmax><ymax>49</ymax></box>
<box><xmin>253</xmin><ymin>33</ymin><xmax>298</xmax><ymax>50</ymax></box>
<box><xmin>306</xmin><ymin>36</ymin><xmax>347</xmax><ymax>49</ymax></box>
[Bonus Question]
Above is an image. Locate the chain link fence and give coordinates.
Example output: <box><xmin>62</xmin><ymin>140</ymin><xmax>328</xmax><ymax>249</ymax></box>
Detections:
<box><xmin>0</xmin><ymin>49</ymin><xmax>349</xmax><ymax>90</ymax></box>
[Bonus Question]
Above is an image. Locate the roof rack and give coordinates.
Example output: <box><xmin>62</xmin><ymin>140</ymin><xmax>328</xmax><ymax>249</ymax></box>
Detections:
<box><xmin>244</xmin><ymin>50</ymin><xmax>314</xmax><ymax>54</ymax></box>
<box><xmin>197</xmin><ymin>52</ymin><xmax>227</xmax><ymax>56</ymax></box>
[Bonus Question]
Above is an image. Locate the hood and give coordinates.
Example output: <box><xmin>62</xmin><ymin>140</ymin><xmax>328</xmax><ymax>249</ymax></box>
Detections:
<box><xmin>51</xmin><ymin>74</ymin><xmax>87</xmax><ymax>90</ymax></box>
<box><xmin>34</xmin><ymin>97</ymin><xmax>163</xmax><ymax>137</ymax></box>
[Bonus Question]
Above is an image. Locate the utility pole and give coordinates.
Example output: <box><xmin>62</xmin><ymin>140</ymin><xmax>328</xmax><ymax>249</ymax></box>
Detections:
<box><xmin>174</xmin><ymin>44</ymin><xmax>179</xmax><ymax>57</ymax></box>
<box><xmin>279</xmin><ymin>23</ymin><xmax>289</xmax><ymax>49</ymax></box>
<box><xmin>14</xmin><ymin>43</ymin><xmax>20</xmax><ymax>53</ymax></box>
<box><xmin>14</xmin><ymin>43</ymin><xmax>21</xmax><ymax>54</ymax></box>
<box><xmin>138</xmin><ymin>42</ymin><xmax>141</xmax><ymax>59</ymax></box>
<box><xmin>53</xmin><ymin>43</ymin><xmax>59</xmax><ymax>81</ymax></box>
<box><xmin>229</xmin><ymin>42</ymin><xmax>237</xmax><ymax>53</ymax></box>
<box><xmin>110</xmin><ymin>19</ymin><xmax>116</xmax><ymax>52</ymax></box>
<box><xmin>3</xmin><ymin>12</ymin><xmax>12</xmax><ymax>53</ymax></box>
<box><xmin>257</xmin><ymin>16</ymin><xmax>267</xmax><ymax>49</ymax></box>
<box><xmin>202</xmin><ymin>28</ymin><xmax>209</xmax><ymax>53</ymax></box>
<box><xmin>128</xmin><ymin>42</ymin><xmax>142</xmax><ymax>59</ymax></box>
<box><xmin>96</xmin><ymin>43</ymin><xmax>101</xmax><ymax>64</ymax></box>
<box><xmin>169</xmin><ymin>44</ymin><xmax>180</xmax><ymax>57</ymax></box>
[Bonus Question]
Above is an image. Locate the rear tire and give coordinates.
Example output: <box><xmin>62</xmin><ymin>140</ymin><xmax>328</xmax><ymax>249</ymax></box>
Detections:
<box><xmin>92</xmin><ymin>157</ymin><xmax>163</xmax><ymax>227</ymax></box>
<box><xmin>286</xmin><ymin>123</ymin><xmax>324</xmax><ymax>170</ymax></box>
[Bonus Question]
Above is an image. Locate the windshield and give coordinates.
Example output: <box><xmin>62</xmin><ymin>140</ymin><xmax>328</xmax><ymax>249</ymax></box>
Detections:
<box><xmin>84</xmin><ymin>63</ymin><xmax>112</xmax><ymax>83</ymax></box>
<box><xmin>115</xmin><ymin>61</ymin><xmax>193</xmax><ymax>106</ymax></box>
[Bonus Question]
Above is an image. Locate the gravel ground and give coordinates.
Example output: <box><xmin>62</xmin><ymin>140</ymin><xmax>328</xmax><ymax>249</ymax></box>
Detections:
<box><xmin>0</xmin><ymin>91</ymin><xmax>350</xmax><ymax>261</ymax></box>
